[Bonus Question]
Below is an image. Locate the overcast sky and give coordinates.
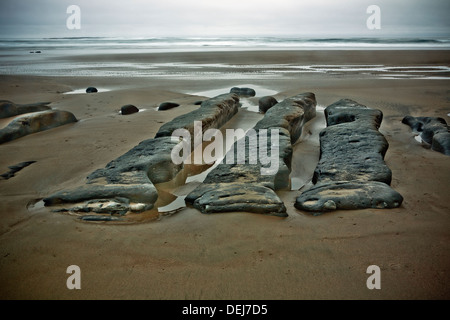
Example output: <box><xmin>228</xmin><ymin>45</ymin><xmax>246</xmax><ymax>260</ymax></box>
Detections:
<box><xmin>0</xmin><ymin>0</ymin><xmax>449</xmax><ymax>38</ymax></box>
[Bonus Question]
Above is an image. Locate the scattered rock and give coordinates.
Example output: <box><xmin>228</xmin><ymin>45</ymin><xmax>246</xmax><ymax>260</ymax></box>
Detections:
<box><xmin>86</xmin><ymin>87</ymin><xmax>98</xmax><ymax>93</ymax></box>
<box><xmin>0</xmin><ymin>161</ymin><xmax>36</xmax><ymax>180</ymax></box>
<box><xmin>120</xmin><ymin>104</ymin><xmax>139</xmax><ymax>115</ymax></box>
<box><xmin>230</xmin><ymin>87</ymin><xmax>256</xmax><ymax>97</ymax></box>
<box><xmin>258</xmin><ymin>96</ymin><xmax>278</xmax><ymax>113</ymax></box>
<box><xmin>0</xmin><ymin>110</ymin><xmax>78</xmax><ymax>144</ymax></box>
<box><xmin>402</xmin><ymin>116</ymin><xmax>450</xmax><ymax>155</ymax></box>
<box><xmin>0</xmin><ymin>100</ymin><xmax>51</xmax><ymax>119</ymax></box>
<box><xmin>295</xmin><ymin>99</ymin><xmax>403</xmax><ymax>214</ymax></box>
<box><xmin>158</xmin><ymin>102</ymin><xmax>180</xmax><ymax>111</ymax></box>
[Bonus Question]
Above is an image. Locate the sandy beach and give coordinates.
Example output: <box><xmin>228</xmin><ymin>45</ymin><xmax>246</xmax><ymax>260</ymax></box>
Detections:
<box><xmin>0</xmin><ymin>49</ymin><xmax>449</xmax><ymax>300</ymax></box>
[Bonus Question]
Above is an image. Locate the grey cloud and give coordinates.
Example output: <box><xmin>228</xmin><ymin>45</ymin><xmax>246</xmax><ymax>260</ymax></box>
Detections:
<box><xmin>0</xmin><ymin>0</ymin><xmax>448</xmax><ymax>38</ymax></box>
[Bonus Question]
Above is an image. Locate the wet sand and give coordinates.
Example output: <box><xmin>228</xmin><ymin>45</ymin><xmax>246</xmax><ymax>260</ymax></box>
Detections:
<box><xmin>0</xmin><ymin>50</ymin><xmax>449</xmax><ymax>299</ymax></box>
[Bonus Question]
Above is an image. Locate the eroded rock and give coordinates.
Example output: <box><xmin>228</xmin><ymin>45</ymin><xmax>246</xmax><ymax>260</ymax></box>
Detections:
<box><xmin>402</xmin><ymin>116</ymin><xmax>450</xmax><ymax>155</ymax></box>
<box><xmin>186</xmin><ymin>92</ymin><xmax>317</xmax><ymax>216</ymax></box>
<box><xmin>0</xmin><ymin>110</ymin><xmax>77</xmax><ymax>144</ymax></box>
<box><xmin>0</xmin><ymin>161</ymin><xmax>36</xmax><ymax>180</ymax></box>
<box><xmin>230</xmin><ymin>87</ymin><xmax>256</xmax><ymax>97</ymax></box>
<box><xmin>295</xmin><ymin>181</ymin><xmax>404</xmax><ymax>215</ymax></box>
<box><xmin>258</xmin><ymin>96</ymin><xmax>278</xmax><ymax>113</ymax></box>
<box><xmin>0</xmin><ymin>100</ymin><xmax>51</xmax><ymax>119</ymax></box>
<box><xmin>295</xmin><ymin>99</ymin><xmax>403</xmax><ymax>214</ymax></box>
<box><xmin>44</xmin><ymin>94</ymin><xmax>241</xmax><ymax>218</ymax></box>
<box><xmin>156</xmin><ymin>93</ymin><xmax>239</xmax><ymax>139</ymax></box>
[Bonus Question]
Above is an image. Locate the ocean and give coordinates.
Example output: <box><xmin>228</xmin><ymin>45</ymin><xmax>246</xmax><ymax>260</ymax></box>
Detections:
<box><xmin>0</xmin><ymin>36</ymin><xmax>449</xmax><ymax>79</ymax></box>
<box><xmin>1</xmin><ymin>36</ymin><xmax>450</xmax><ymax>55</ymax></box>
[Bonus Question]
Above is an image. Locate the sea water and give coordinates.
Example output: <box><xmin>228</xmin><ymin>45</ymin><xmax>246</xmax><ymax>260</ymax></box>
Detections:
<box><xmin>1</xmin><ymin>36</ymin><xmax>450</xmax><ymax>79</ymax></box>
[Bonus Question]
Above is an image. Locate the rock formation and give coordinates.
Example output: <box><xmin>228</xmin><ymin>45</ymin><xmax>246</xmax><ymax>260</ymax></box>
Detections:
<box><xmin>295</xmin><ymin>99</ymin><xmax>403</xmax><ymax>214</ymax></box>
<box><xmin>0</xmin><ymin>100</ymin><xmax>51</xmax><ymax>119</ymax></box>
<box><xmin>185</xmin><ymin>92</ymin><xmax>317</xmax><ymax>216</ymax></box>
<box><xmin>402</xmin><ymin>116</ymin><xmax>450</xmax><ymax>155</ymax></box>
<box><xmin>43</xmin><ymin>93</ymin><xmax>240</xmax><ymax>217</ymax></box>
<box><xmin>0</xmin><ymin>110</ymin><xmax>78</xmax><ymax>144</ymax></box>
<box><xmin>0</xmin><ymin>161</ymin><xmax>36</xmax><ymax>180</ymax></box>
<box><xmin>258</xmin><ymin>96</ymin><xmax>278</xmax><ymax>113</ymax></box>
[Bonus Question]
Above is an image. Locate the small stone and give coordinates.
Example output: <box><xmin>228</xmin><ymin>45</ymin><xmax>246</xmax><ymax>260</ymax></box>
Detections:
<box><xmin>230</xmin><ymin>87</ymin><xmax>256</xmax><ymax>97</ymax></box>
<box><xmin>120</xmin><ymin>104</ymin><xmax>139</xmax><ymax>115</ymax></box>
<box><xmin>86</xmin><ymin>87</ymin><xmax>98</xmax><ymax>93</ymax></box>
<box><xmin>158</xmin><ymin>102</ymin><xmax>180</xmax><ymax>111</ymax></box>
<box><xmin>258</xmin><ymin>96</ymin><xmax>278</xmax><ymax>113</ymax></box>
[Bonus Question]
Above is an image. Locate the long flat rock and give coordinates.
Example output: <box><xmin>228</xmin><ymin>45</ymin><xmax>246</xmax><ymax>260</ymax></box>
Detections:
<box><xmin>295</xmin><ymin>99</ymin><xmax>403</xmax><ymax>214</ymax></box>
<box><xmin>186</xmin><ymin>92</ymin><xmax>317</xmax><ymax>217</ymax></box>
<box><xmin>0</xmin><ymin>100</ymin><xmax>51</xmax><ymax>119</ymax></box>
<box><xmin>0</xmin><ymin>110</ymin><xmax>77</xmax><ymax>144</ymax></box>
<box><xmin>44</xmin><ymin>93</ymin><xmax>240</xmax><ymax>215</ymax></box>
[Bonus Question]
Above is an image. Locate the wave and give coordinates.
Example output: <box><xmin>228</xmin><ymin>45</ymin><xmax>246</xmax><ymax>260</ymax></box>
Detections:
<box><xmin>1</xmin><ymin>36</ymin><xmax>449</xmax><ymax>50</ymax></box>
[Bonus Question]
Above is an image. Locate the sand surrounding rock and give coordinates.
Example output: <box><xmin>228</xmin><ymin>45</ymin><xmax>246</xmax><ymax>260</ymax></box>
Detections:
<box><xmin>0</xmin><ymin>50</ymin><xmax>449</xmax><ymax>299</ymax></box>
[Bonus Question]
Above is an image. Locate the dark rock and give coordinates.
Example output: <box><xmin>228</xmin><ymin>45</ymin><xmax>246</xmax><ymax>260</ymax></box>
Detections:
<box><xmin>186</xmin><ymin>183</ymin><xmax>287</xmax><ymax>215</ymax></box>
<box><xmin>193</xmin><ymin>101</ymin><xmax>203</xmax><ymax>105</ymax></box>
<box><xmin>402</xmin><ymin>116</ymin><xmax>424</xmax><ymax>132</ymax></box>
<box><xmin>402</xmin><ymin>116</ymin><xmax>450</xmax><ymax>155</ymax></box>
<box><xmin>313</xmin><ymin>99</ymin><xmax>391</xmax><ymax>185</ymax></box>
<box><xmin>258</xmin><ymin>96</ymin><xmax>278</xmax><ymax>113</ymax></box>
<box><xmin>80</xmin><ymin>215</ymin><xmax>124</xmax><ymax>222</ymax></box>
<box><xmin>158</xmin><ymin>102</ymin><xmax>180</xmax><ymax>111</ymax></box>
<box><xmin>120</xmin><ymin>104</ymin><xmax>139</xmax><ymax>115</ymax></box>
<box><xmin>44</xmin><ymin>136</ymin><xmax>179</xmax><ymax>208</ymax></box>
<box><xmin>0</xmin><ymin>110</ymin><xmax>78</xmax><ymax>144</ymax></box>
<box><xmin>230</xmin><ymin>87</ymin><xmax>256</xmax><ymax>97</ymax></box>
<box><xmin>86</xmin><ymin>87</ymin><xmax>98</xmax><ymax>93</ymax></box>
<box><xmin>432</xmin><ymin>132</ymin><xmax>450</xmax><ymax>155</ymax></box>
<box><xmin>0</xmin><ymin>100</ymin><xmax>51</xmax><ymax>119</ymax></box>
<box><xmin>295</xmin><ymin>181</ymin><xmax>404</xmax><ymax>215</ymax></box>
<box><xmin>295</xmin><ymin>99</ymin><xmax>403</xmax><ymax>214</ymax></box>
<box><xmin>186</xmin><ymin>92</ymin><xmax>317</xmax><ymax>216</ymax></box>
<box><xmin>0</xmin><ymin>161</ymin><xmax>36</xmax><ymax>180</ymax></box>
<box><xmin>44</xmin><ymin>94</ymin><xmax>241</xmax><ymax>218</ymax></box>
<box><xmin>156</xmin><ymin>93</ymin><xmax>239</xmax><ymax>139</ymax></box>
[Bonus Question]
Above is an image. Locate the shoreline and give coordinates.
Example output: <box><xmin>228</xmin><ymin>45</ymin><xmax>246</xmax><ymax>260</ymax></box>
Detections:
<box><xmin>2</xmin><ymin>49</ymin><xmax>450</xmax><ymax>80</ymax></box>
